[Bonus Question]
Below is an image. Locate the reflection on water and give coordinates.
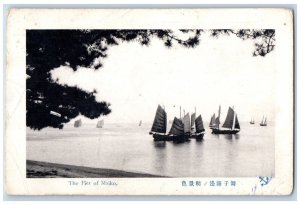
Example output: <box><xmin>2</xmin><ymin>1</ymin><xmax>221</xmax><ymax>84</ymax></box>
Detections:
<box><xmin>224</xmin><ymin>134</ymin><xmax>233</xmax><ymax>140</ymax></box>
<box><xmin>195</xmin><ymin>138</ymin><xmax>204</xmax><ymax>143</ymax></box>
<box><xmin>224</xmin><ymin>134</ymin><xmax>240</xmax><ymax>141</ymax></box>
<box><xmin>172</xmin><ymin>140</ymin><xmax>191</xmax><ymax>146</ymax></box>
<box><xmin>212</xmin><ymin>133</ymin><xmax>220</xmax><ymax>139</ymax></box>
<box><xmin>153</xmin><ymin>141</ymin><xmax>166</xmax><ymax>148</ymax></box>
<box><xmin>152</xmin><ymin>141</ymin><xmax>167</xmax><ymax>174</ymax></box>
<box><xmin>27</xmin><ymin>122</ymin><xmax>274</xmax><ymax>177</ymax></box>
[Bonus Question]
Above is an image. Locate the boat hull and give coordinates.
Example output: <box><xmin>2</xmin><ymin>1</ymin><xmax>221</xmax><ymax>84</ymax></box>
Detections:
<box><xmin>172</xmin><ymin>134</ymin><xmax>190</xmax><ymax>143</ymax></box>
<box><xmin>209</xmin><ymin>126</ymin><xmax>218</xmax><ymax>130</ymax></box>
<box><xmin>152</xmin><ymin>133</ymin><xmax>173</xmax><ymax>141</ymax></box>
<box><xmin>151</xmin><ymin>133</ymin><xmax>189</xmax><ymax>142</ymax></box>
<box><xmin>189</xmin><ymin>133</ymin><xmax>204</xmax><ymax>140</ymax></box>
<box><xmin>211</xmin><ymin>128</ymin><xmax>240</xmax><ymax>134</ymax></box>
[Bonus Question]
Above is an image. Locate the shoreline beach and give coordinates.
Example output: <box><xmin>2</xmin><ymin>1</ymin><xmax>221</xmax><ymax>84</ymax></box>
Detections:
<box><xmin>26</xmin><ymin>160</ymin><xmax>167</xmax><ymax>178</ymax></box>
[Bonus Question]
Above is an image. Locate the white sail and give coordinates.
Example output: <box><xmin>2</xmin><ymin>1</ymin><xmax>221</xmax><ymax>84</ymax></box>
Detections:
<box><xmin>232</xmin><ymin>112</ymin><xmax>236</xmax><ymax>130</ymax></box>
<box><xmin>260</xmin><ymin>116</ymin><xmax>267</xmax><ymax>126</ymax></box>
<box><xmin>182</xmin><ymin>113</ymin><xmax>191</xmax><ymax>133</ymax></box>
<box><xmin>261</xmin><ymin>116</ymin><xmax>264</xmax><ymax>124</ymax></box>
<box><xmin>191</xmin><ymin>113</ymin><xmax>196</xmax><ymax>128</ymax></box>
<box><xmin>264</xmin><ymin>117</ymin><xmax>267</xmax><ymax>125</ymax></box>
<box><xmin>222</xmin><ymin>107</ymin><xmax>240</xmax><ymax>130</ymax></box>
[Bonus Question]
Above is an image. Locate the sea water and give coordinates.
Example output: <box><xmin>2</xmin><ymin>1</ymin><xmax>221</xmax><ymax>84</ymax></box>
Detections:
<box><xmin>27</xmin><ymin>122</ymin><xmax>274</xmax><ymax>177</ymax></box>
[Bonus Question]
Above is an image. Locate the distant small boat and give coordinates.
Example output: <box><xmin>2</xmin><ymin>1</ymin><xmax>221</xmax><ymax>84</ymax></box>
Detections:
<box><xmin>260</xmin><ymin>116</ymin><xmax>267</xmax><ymax>126</ymax></box>
<box><xmin>139</xmin><ymin>120</ymin><xmax>142</xmax><ymax>126</ymax></box>
<box><xmin>96</xmin><ymin>119</ymin><xmax>104</xmax><ymax>128</ymax></box>
<box><xmin>211</xmin><ymin>106</ymin><xmax>241</xmax><ymax>134</ymax></box>
<box><xmin>210</xmin><ymin>107</ymin><xmax>220</xmax><ymax>129</ymax></box>
<box><xmin>74</xmin><ymin>119</ymin><xmax>82</xmax><ymax>128</ymax></box>
<box><xmin>250</xmin><ymin>118</ymin><xmax>255</xmax><ymax>124</ymax></box>
<box><xmin>209</xmin><ymin>113</ymin><xmax>217</xmax><ymax>128</ymax></box>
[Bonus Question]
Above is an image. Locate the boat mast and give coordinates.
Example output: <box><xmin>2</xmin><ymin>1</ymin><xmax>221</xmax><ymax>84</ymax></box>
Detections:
<box><xmin>180</xmin><ymin>106</ymin><xmax>181</xmax><ymax>119</ymax></box>
<box><xmin>163</xmin><ymin>105</ymin><xmax>167</xmax><ymax>129</ymax></box>
<box><xmin>194</xmin><ymin>107</ymin><xmax>196</xmax><ymax>130</ymax></box>
<box><xmin>217</xmin><ymin>105</ymin><xmax>221</xmax><ymax>129</ymax></box>
<box><xmin>232</xmin><ymin>106</ymin><xmax>236</xmax><ymax>130</ymax></box>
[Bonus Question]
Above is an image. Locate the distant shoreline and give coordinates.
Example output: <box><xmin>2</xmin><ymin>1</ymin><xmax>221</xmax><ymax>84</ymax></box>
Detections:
<box><xmin>27</xmin><ymin>160</ymin><xmax>167</xmax><ymax>178</ymax></box>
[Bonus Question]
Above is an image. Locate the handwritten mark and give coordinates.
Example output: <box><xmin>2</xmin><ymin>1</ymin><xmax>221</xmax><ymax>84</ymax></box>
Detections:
<box><xmin>252</xmin><ymin>184</ymin><xmax>257</xmax><ymax>194</ymax></box>
<box><xmin>251</xmin><ymin>177</ymin><xmax>272</xmax><ymax>194</ymax></box>
<box><xmin>259</xmin><ymin>176</ymin><xmax>272</xmax><ymax>186</ymax></box>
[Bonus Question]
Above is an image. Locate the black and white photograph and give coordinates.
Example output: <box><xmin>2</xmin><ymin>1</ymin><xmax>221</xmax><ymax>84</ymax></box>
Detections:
<box><xmin>5</xmin><ymin>8</ymin><xmax>293</xmax><ymax>195</ymax></box>
<box><xmin>26</xmin><ymin>29</ymin><xmax>276</xmax><ymax>178</ymax></box>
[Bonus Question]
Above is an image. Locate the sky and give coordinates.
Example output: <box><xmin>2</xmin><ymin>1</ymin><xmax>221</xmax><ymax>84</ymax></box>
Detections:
<box><xmin>50</xmin><ymin>31</ymin><xmax>277</xmax><ymax>124</ymax></box>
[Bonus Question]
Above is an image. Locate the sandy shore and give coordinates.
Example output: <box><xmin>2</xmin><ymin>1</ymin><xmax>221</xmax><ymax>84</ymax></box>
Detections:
<box><xmin>27</xmin><ymin>160</ymin><xmax>166</xmax><ymax>178</ymax></box>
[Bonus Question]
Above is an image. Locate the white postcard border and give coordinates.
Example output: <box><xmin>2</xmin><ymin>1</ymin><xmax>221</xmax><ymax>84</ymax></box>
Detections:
<box><xmin>5</xmin><ymin>8</ymin><xmax>294</xmax><ymax>195</ymax></box>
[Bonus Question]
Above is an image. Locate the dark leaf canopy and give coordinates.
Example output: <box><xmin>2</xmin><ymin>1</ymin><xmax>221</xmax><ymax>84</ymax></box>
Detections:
<box><xmin>26</xmin><ymin>29</ymin><xmax>275</xmax><ymax>130</ymax></box>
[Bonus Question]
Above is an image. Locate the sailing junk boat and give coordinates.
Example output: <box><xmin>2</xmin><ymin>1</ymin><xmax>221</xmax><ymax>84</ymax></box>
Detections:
<box><xmin>250</xmin><ymin>118</ymin><xmax>255</xmax><ymax>124</ymax></box>
<box><xmin>260</xmin><ymin>116</ymin><xmax>267</xmax><ymax>126</ymax></box>
<box><xmin>74</xmin><ymin>119</ymin><xmax>82</xmax><ymax>128</ymax></box>
<box><xmin>190</xmin><ymin>115</ymin><xmax>205</xmax><ymax>140</ymax></box>
<box><xmin>149</xmin><ymin>105</ymin><xmax>172</xmax><ymax>141</ymax></box>
<box><xmin>150</xmin><ymin>105</ymin><xmax>205</xmax><ymax>142</ymax></box>
<box><xmin>210</xmin><ymin>106</ymin><xmax>221</xmax><ymax>129</ymax></box>
<box><xmin>211</xmin><ymin>106</ymin><xmax>241</xmax><ymax>134</ymax></box>
<box><xmin>168</xmin><ymin>117</ymin><xmax>186</xmax><ymax>142</ymax></box>
<box><xmin>149</xmin><ymin>105</ymin><xmax>188</xmax><ymax>142</ymax></box>
<box><xmin>139</xmin><ymin>120</ymin><xmax>142</xmax><ymax>126</ymax></box>
<box><xmin>96</xmin><ymin>119</ymin><xmax>104</xmax><ymax>128</ymax></box>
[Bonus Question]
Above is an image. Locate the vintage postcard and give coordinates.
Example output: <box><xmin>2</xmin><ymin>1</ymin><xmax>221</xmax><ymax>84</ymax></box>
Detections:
<box><xmin>5</xmin><ymin>8</ymin><xmax>293</xmax><ymax>195</ymax></box>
